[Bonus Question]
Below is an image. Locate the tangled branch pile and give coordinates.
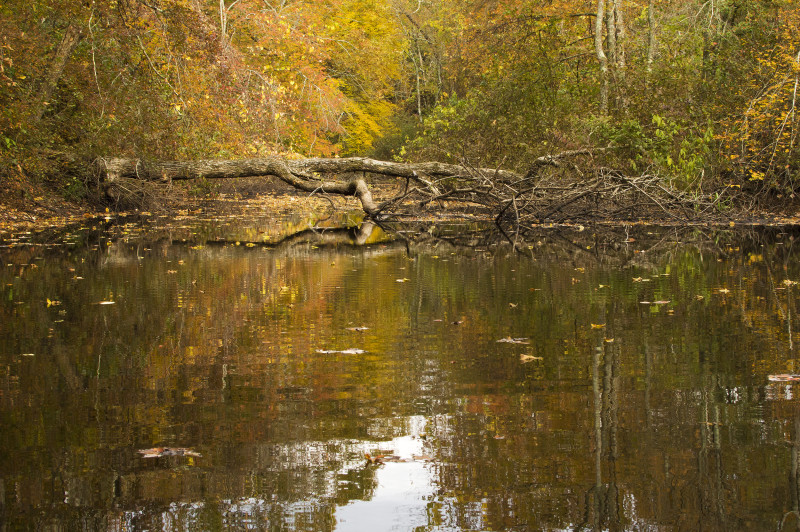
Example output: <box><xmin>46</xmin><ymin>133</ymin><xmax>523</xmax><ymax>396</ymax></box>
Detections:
<box><xmin>378</xmin><ymin>151</ymin><xmax>736</xmax><ymax>226</ymax></box>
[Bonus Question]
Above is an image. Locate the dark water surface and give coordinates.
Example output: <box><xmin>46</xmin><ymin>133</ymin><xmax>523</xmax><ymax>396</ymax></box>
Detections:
<box><xmin>3</xmin><ymin>213</ymin><xmax>800</xmax><ymax>531</ymax></box>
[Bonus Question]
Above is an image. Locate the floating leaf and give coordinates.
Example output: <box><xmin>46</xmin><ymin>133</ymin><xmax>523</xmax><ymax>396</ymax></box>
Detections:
<box><xmin>97</xmin><ymin>301</ymin><xmax>115</xmax><ymax>305</ymax></box>
<box><xmin>346</xmin><ymin>326</ymin><xmax>369</xmax><ymax>332</ymax></box>
<box><xmin>316</xmin><ymin>348</ymin><xmax>366</xmax><ymax>354</ymax></box>
<box><xmin>497</xmin><ymin>337</ymin><xmax>530</xmax><ymax>344</ymax></box>
<box><xmin>138</xmin><ymin>447</ymin><xmax>201</xmax><ymax>458</ymax></box>
<box><xmin>768</xmin><ymin>374</ymin><xmax>800</xmax><ymax>382</ymax></box>
<box><xmin>395</xmin><ymin>278</ymin><xmax>410</xmax><ymax>283</ymax></box>
<box><xmin>520</xmin><ymin>354</ymin><xmax>543</xmax><ymax>363</ymax></box>
<box><xmin>590</xmin><ymin>323</ymin><xmax>606</xmax><ymax>329</ymax></box>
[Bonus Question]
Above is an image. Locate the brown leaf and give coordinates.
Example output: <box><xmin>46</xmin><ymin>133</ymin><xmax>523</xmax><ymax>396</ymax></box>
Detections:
<box><xmin>497</xmin><ymin>337</ymin><xmax>530</xmax><ymax>344</ymax></box>
<box><xmin>138</xmin><ymin>447</ymin><xmax>201</xmax><ymax>458</ymax></box>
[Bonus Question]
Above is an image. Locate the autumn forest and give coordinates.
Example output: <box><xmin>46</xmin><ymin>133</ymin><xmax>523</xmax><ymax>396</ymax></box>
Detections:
<box><xmin>1</xmin><ymin>0</ymin><xmax>799</xmax><ymax>216</ymax></box>
<box><xmin>6</xmin><ymin>3</ymin><xmax>800</xmax><ymax>529</ymax></box>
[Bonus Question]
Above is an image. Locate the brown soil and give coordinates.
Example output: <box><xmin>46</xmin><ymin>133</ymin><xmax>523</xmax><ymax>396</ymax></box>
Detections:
<box><xmin>0</xmin><ymin>178</ymin><xmax>91</xmax><ymax>234</ymax></box>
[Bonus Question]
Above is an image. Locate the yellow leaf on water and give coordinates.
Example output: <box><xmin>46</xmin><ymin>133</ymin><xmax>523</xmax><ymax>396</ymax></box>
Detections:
<box><xmin>590</xmin><ymin>323</ymin><xmax>606</xmax><ymax>329</ymax></box>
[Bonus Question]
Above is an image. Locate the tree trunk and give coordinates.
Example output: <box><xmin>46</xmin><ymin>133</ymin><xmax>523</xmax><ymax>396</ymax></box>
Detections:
<box><xmin>33</xmin><ymin>22</ymin><xmax>83</xmax><ymax>122</ymax></box>
<box><xmin>605</xmin><ymin>0</ymin><xmax>617</xmax><ymax>71</ymax></box>
<box><xmin>614</xmin><ymin>0</ymin><xmax>626</xmax><ymax>74</ymax></box>
<box><xmin>613</xmin><ymin>0</ymin><xmax>626</xmax><ymax>109</ymax></box>
<box><xmin>594</xmin><ymin>0</ymin><xmax>609</xmax><ymax>114</ymax></box>
<box><xmin>91</xmin><ymin>150</ymin><xmax>713</xmax><ymax>223</ymax></box>
<box><xmin>93</xmin><ymin>156</ymin><xmax>522</xmax><ymax>216</ymax></box>
<box><xmin>646</xmin><ymin>0</ymin><xmax>656</xmax><ymax>75</ymax></box>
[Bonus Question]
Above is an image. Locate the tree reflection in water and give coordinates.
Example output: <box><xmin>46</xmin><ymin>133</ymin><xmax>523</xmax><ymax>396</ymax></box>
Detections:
<box><xmin>2</xmin><ymin>220</ymin><xmax>800</xmax><ymax>530</ymax></box>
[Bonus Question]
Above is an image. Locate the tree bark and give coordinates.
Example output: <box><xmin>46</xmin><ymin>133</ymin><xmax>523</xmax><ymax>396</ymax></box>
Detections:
<box><xmin>614</xmin><ymin>0</ymin><xmax>626</xmax><ymax>74</ymax></box>
<box><xmin>605</xmin><ymin>0</ymin><xmax>617</xmax><ymax>70</ymax></box>
<box><xmin>33</xmin><ymin>22</ymin><xmax>83</xmax><ymax>122</ymax></box>
<box><xmin>594</xmin><ymin>0</ymin><xmax>609</xmax><ymax>114</ymax></box>
<box><xmin>646</xmin><ymin>0</ymin><xmax>655</xmax><ymax>75</ymax></box>
<box><xmin>93</xmin><ymin>156</ymin><xmax>522</xmax><ymax>216</ymax></box>
<box><xmin>91</xmin><ymin>150</ymin><xmax>715</xmax><ymax>223</ymax></box>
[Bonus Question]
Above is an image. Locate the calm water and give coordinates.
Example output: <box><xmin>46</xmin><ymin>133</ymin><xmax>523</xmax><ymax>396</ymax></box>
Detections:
<box><xmin>2</xmin><ymin>213</ymin><xmax>800</xmax><ymax>531</ymax></box>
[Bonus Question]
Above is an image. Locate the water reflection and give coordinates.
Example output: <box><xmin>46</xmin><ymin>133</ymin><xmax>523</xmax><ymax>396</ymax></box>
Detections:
<box><xmin>2</xmin><ymin>218</ymin><xmax>800</xmax><ymax>530</ymax></box>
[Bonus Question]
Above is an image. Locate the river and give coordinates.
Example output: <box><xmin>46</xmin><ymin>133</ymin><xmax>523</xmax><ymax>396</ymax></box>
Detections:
<box><xmin>1</xmin><ymin>212</ymin><xmax>799</xmax><ymax>530</ymax></box>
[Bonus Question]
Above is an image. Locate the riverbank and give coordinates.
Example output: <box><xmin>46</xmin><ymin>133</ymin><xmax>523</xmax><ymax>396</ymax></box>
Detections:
<box><xmin>3</xmin><ymin>174</ymin><xmax>800</xmax><ymax>238</ymax></box>
<box><xmin>0</xmin><ymin>178</ymin><xmax>91</xmax><ymax>233</ymax></box>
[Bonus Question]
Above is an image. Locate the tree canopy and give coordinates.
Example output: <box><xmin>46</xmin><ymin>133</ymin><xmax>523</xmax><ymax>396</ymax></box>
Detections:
<box><xmin>1</xmin><ymin>0</ymin><xmax>799</xmax><ymax>206</ymax></box>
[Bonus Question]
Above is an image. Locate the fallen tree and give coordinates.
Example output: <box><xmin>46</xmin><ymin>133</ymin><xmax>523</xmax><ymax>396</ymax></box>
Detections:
<box><xmin>92</xmin><ymin>152</ymin><xmax>735</xmax><ymax>226</ymax></box>
<box><xmin>93</xmin><ymin>155</ymin><xmax>514</xmax><ymax>216</ymax></box>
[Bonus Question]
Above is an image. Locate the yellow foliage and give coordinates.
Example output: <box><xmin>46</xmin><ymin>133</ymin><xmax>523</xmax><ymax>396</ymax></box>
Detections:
<box><xmin>341</xmin><ymin>99</ymin><xmax>397</xmax><ymax>154</ymax></box>
<box><xmin>717</xmin><ymin>2</ymin><xmax>800</xmax><ymax>186</ymax></box>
